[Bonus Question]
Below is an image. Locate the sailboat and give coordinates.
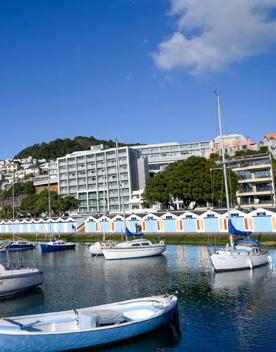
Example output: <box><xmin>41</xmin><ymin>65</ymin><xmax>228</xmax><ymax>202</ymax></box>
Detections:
<box><xmin>89</xmin><ymin>141</ymin><xmax>122</xmax><ymax>256</ymax></box>
<box><xmin>40</xmin><ymin>175</ymin><xmax>75</xmax><ymax>253</ymax></box>
<box><xmin>88</xmin><ymin>217</ymin><xmax>116</xmax><ymax>256</ymax></box>
<box><xmin>102</xmin><ymin>227</ymin><xmax>166</xmax><ymax>260</ymax></box>
<box><xmin>0</xmin><ymin>241</ymin><xmax>43</xmax><ymax>297</ymax></box>
<box><xmin>8</xmin><ymin>175</ymin><xmax>35</xmax><ymax>251</ymax></box>
<box><xmin>209</xmin><ymin>92</ymin><xmax>271</xmax><ymax>272</ymax></box>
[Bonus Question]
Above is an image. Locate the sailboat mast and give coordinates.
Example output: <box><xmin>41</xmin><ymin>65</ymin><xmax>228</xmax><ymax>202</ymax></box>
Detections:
<box><xmin>12</xmin><ymin>171</ymin><xmax>15</xmax><ymax>241</ymax></box>
<box><xmin>48</xmin><ymin>172</ymin><xmax>52</xmax><ymax>236</ymax></box>
<box><xmin>12</xmin><ymin>171</ymin><xmax>15</xmax><ymax>221</ymax></box>
<box><xmin>215</xmin><ymin>91</ymin><xmax>233</xmax><ymax>246</ymax></box>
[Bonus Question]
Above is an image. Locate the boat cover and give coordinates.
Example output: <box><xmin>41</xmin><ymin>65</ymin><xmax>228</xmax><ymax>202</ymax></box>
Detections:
<box><xmin>228</xmin><ymin>219</ymin><xmax>252</xmax><ymax>237</ymax></box>
<box><xmin>78</xmin><ymin>309</ymin><xmax>126</xmax><ymax>329</ymax></box>
<box><xmin>125</xmin><ymin>227</ymin><xmax>144</xmax><ymax>237</ymax></box>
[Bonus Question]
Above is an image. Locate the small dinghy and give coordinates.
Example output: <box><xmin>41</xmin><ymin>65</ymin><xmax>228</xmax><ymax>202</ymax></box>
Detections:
<box><xmin>0</xmin><ymin>294</ymin><xmax>177</xmax><ymax>352</ymax></box>
<box><xmin>40</xmin><ymin>240</ymin><xmax>75</xmax><ymax>253</ymax></box>
<box><xmin>89</xmin><ymin>240</ymin><xmax>117</xmax><ymax>256</ymax></box>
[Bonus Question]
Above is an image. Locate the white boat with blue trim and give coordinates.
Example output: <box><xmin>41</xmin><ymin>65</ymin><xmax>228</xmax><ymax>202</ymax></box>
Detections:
<box><xmin>0</xmin><ymin>294</ymin><xmax>177</xmax><ymax>352</ymax></box>
<box><xmin>102</xmin><ymin>227</ymin><xmax>166</xmax><ymax>260</ymax></box>
<box><xmin>209</xmin><ymin>92</ymin><xmax>271</xmax><ymax>272</ymax></box>
<box><xmin>210</xmin><ymin>222</ymin><xmax>271</xmax><ymax>272</ymax></box>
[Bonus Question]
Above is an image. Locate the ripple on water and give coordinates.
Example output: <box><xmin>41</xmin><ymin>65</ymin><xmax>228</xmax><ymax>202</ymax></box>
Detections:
<box><xmin>0</xmin><ymin>244</ymin><xmax>276</xmax><ymax>352</ymax></box>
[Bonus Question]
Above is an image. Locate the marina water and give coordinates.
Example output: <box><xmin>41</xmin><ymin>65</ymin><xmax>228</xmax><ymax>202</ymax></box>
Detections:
<box><xmin>1</xmin><ymin>244</ymin><xmax>276</xmax><ymax>351</ymax></box>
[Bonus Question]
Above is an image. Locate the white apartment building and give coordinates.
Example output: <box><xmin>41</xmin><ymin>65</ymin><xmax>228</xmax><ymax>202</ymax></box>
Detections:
<box><xmin>132</xmin><ymin>141</ymin><xmax>211</xmax><ymax>175</ymax></box>
<box><xmin>261</xmin><ymin>134</ymin><xmax>276</xmax><ymax>158</ymax></box>
<box><xmin>228</xmin><ymin>154</ymin><xmax>276</xmax><ymax>207</ymax></box>
<box><xmin>57</xmin><ymin>145</ymin><xmax>148</xmax><ymax>214</ymax></box>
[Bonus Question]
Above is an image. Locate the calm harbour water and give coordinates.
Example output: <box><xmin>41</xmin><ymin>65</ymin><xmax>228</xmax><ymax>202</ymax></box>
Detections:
<box><xmin>1</xmin><ymin>244</ymin><xmax>276</xmax><ymax>352</ymax></box>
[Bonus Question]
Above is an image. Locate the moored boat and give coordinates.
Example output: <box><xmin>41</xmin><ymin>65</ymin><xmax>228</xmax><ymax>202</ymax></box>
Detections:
<box><xmin>0</xmin><ymin>264</ymin><xmax>43</xmax><ymax>297</ymax></box>
<box><xmin>102</xmin><ymin>237</ymin><xmax>166</xmax><ymax>260</ymax></box>
<box><xmin>210</xmin><ymin>225</ymin><xmax>271</xmax><ymax>272</ymax></box>
<box><xmin>209</xmin><ymin>92</ymin><xmax>271</xmax><ymax>272</ymax></box>
<box><xmin>40</xmin><ymin>240</ymin><xmax>75</xmax><ymax>253</ymax></box>
<box><xmin>0</xmin><ymin>294</ymin><xmax>178</xmax><ymax>352</ymax></box>
<box><xmin>7</xmin><ymin>240</ymin><xmax>35</xmax><ymax>252</ymax></box>
<box><xmin>0</xmin><ymin>241</ymin><xmax>43</xmax><ymax>297</ymax></box>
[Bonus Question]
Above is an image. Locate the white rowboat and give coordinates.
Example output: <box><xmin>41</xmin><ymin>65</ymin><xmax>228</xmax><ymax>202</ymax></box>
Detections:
<box><xmin>0</xmin><ymin>294</ymin><xmax>178</xmax><ymax>352</ymax></box>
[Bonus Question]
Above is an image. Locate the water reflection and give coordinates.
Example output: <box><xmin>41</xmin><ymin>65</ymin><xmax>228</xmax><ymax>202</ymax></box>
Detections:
<box><xmin>1</xmin><ymin>245</ymin><xmax>276</xmax><ymax>352</ymax></box>
<box><xmin>212</xmin><ymin>265</ymin><xmax>270</xmax><ymax>291</ymax></box>
<box><xmin>0</xmin><ymin>287</ymin><xmax>45</xmax><ymax>316</ymax></box>
<box><xmin>75</xmin><ymin>310</ymin><xmax>181</xmax><ymax>352</ymax></box>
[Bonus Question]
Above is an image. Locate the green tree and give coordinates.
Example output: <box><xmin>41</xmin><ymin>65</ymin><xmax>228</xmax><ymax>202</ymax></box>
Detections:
<box><xmin>14</xmin><ymin>136</ymin><xmax>140</xmax><ymax>160</ymax></box>
<box><xmin>23</xmin><ymin>181</ymin><xmax>35</xmax><ymax>195</ymax></box>
<box><xmin>19</xmin><ymin>190</ymin><xmax>79</xmax><ymax>217</ymax></box>
<box><xmin>0</xmin><ymin>205</ymin><xmax>14</xmax><ymax>219</ymax></box>
<box><xmin>235</xmin><ymin>146</ymin><xmax>269</xmax><ymax>157</ymax></box>
<box><xmin>142</xmin><ymin>156</ymin><xmax>238</xmax><ymax>210</ymax></box>
<box><xmin>142</xmin><ymin>172</ymin><xmax>176</xmax><ymax>210</ymax></box>
<box><xmin>2</xmin><ymin>182</ymin><xmax>24</xmax><ymax>200</ymax></box>
<box><xmin>19</xmin><ymin>194</ymin><xmax>39</xmax><ymax>217</ymax></box>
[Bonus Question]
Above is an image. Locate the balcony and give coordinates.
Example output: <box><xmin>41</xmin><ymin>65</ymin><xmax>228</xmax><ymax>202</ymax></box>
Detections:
<box><xmin>237</xmin><ymin>190</ymin><xmax>273</xmax><ymax>197</ymax></box>
<box><xmin>238</xmin><ymin>177</ymin><xmax>271</xmax><ymax>184</ymax></box>
<box><xmin>232</xmin><ymin>163</ymin><xmax>271</xmax><ymax>172</ymax></box>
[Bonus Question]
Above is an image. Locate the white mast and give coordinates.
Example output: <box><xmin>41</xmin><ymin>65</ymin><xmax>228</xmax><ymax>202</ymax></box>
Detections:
<box><xmin>12</xmin><ymin>171</ymin><xmax>15</xmax><ymax>241</ymax></box>
<box><xmin>215</xmin><ymin>91</ymin><xmax>233</xmax><ymax>247</ymax></box>
<box><xmin>48</xmin><ymin>171</ymin><xmax>52</xmax><ymax>237</ymax></box>
<box><xmin>12</xmin><ymin>171</ymin><xmax>15</xmax><ymax>221</ymax></box>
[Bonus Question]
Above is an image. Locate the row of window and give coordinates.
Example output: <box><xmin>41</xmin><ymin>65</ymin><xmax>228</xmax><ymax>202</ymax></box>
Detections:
<box><xmin>59</xmin><ymin>152</ymin><xmax>127</xmax><ymax>165</ymax></box>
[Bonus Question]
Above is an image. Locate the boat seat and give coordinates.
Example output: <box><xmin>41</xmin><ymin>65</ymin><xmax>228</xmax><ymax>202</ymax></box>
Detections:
<box><xmin>0</xmin><ymin>317</ymin><xmax>79</xmax><ymax>332</ymax></box>
<box><xmin>78</xmin><ymin>309</ymin><xmax>126</xmax><ymax>329</ymax></box>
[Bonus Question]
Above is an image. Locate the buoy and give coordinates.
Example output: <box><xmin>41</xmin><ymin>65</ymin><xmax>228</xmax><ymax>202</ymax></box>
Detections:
<box><xmin>267</xmin><ymin>255</ymin><xmax>272</xmax><ymax>264</ymax></box>
<box><xmin>248</xmin><ymin>258</ymin><xmax>253</xmax><ymax>270</ymax></box>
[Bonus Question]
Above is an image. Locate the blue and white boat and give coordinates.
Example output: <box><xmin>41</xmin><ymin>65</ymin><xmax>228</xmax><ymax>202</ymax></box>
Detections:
<box><xmin>102</xmin><ymin>228</ymin><xmax>166</xmax><ymax>260</ymax></box>
<box><xmin>0</xmin><ymin>294</ymin><xmax>177</xmax><ymax>352</ymax></box>
<box><xmin>7</xmin><ymin>240</ymin><xmax>35</xmax><ymax>252</ymax></box>
<box><xmin>40</xmin><ymin>240</ymin><xmax>75</xmax><ymax>253</ymax></box>
<box><xmin>209</xmin><ymin>92</ymin><xmax>271</xmax><ymax>272</ymax></box>
<box><xmin>210</xmin><ymin>219</ymin><xmax>271</xmax><ymax>272</ymax></box>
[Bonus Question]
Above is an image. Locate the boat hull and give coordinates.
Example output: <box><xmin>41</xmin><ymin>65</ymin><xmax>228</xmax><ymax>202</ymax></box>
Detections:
<box><xmin>210</xmin><ymin>251</ymin><xmax>270</xmax><ymax>272</ymax></box>
<box><xmin>40</xmin><ymin>244</ymin><xmax>75</xmax><ymax>253</ymax></box>
<box><xmin>103</xmin><ymin>245</ymin><xmax>166</xmax><ymax>260</ymax></box>
<box><xmin>0</xmin><ymin>295</ymin><xmax>177</xmax><ymax>352</ymax></box>
<box><xmin>0</xmin><ymin>271</ymin><xmax>43</xmax><ymax>297</ymax></box>
<box><xmin>8</xmin><ymin>244</ymin><xmax>35</xmax><ymax>252</ymax></box>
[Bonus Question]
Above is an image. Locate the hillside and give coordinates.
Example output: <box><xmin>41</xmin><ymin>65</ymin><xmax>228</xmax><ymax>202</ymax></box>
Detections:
<box><xmin>14</xmin><ymin>136</ymin><xmax>140</xmax><ymax>160</ymax></box>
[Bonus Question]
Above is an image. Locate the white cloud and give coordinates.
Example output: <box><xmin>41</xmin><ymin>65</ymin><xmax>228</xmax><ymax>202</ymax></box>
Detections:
<box><xmin>153</xmin><ymin>0</ymin><xmax>276</xmax><ymax>74</ymax></box>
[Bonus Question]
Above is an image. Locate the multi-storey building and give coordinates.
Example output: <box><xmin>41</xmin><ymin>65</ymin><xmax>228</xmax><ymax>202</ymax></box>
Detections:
<box><xmin>33</xmin><ymin>160</ymin><xmax>59</xmax><ymax>193</ymax></box>
<box><xmin>228</xmin><ymin>154</ymin><xmax>276</xmax><ymax>207</ymax></box>
<box><xmin>261</xmin><ymin>134</ymin><xmax>276</xmax><ymax>158</ymax></box>
<box><xmin>57</xmin><ymin>145</ymin><xmax>148</xmax><ymax>214</ymax></box>
<box><xmin>132</xmin><ymin>141</ymin><xmax>211</xmax><ymax>175</ymax></box>
<box><xmin>210</xmin><ymin>134</ymin><xmax>257</xmax><ymax>156</ymax></box>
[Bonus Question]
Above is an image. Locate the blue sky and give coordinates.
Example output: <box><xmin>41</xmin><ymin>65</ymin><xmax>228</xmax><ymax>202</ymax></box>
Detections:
<box><xmin>1</xmin><ymin>0</ymin><xmax>276</xmax><ymax>159</ymax></box>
